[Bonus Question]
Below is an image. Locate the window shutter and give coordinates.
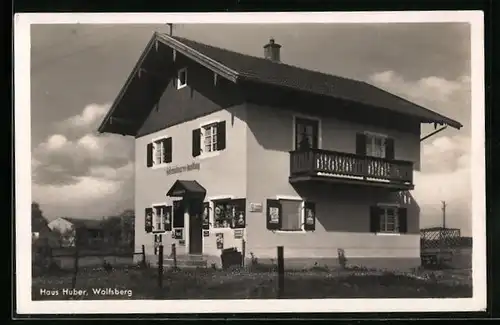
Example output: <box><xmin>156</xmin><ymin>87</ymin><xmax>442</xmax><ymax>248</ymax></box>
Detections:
<box><xmin>230</xmin><ymin>198</ymin><xmax>246</xmax><ymax>229</ymax></box>
<box><xmin>173</xmin><ymin>200</ymin><xmax>185</xmax><ymax>228</ymax></box>
<box><xmin>356</xmin><ymin>133</ymin><xmax>367</xmax><ymax>156</ymax></box>
<box><xmin>266</xmin><ymin>199</ymin><xmax>282</xmax><ymax>230</ymax></box>
<box><xmin>192</xmin><ymin>128</ymin><xmax>201</xmax><ymax>157</ymax></box>
<box><xmin>216</xmin><ymin>121</ymin><xmax>226</xmax><ymax>151</ymax></box>
<box><xmin>304</xmin><ymin>202</ymin><xmax>316</xmax><ymax>231</ymax></box>
<box><xmin>369</xmin><ymin>206</ymin><xmax>381</xmax><ymax>233</ymax></box>
<box><xmin>164</xmin><ymin>206</ymin><xmax>172</xmax><ymax>231</ymax></box>
<box><xmin>398</xmin><ymin>207</ymin><xmax>408</xmax><ymax>233</ymax></box>
<box><xmin>385</xmin><ymin>138</ymin><xmax>395</xmax><ymax>160</ymax></box>
<box><xmin>202</xmin><ymin>202</ymin><xmax>210</xmax><ymax>230</ymax></box>
<box><xmin>145</xmin><ymin>207</ymin><xmax>153</xmax><ymax>233</ymax></box>
<box><xmin>146</xmin><ymin>143</ymin><xmax>153</xmax><ymax>167</ymax></box>
<box><xmin>163</xmin><ymin>137</ymin><xmax>173</xmax><ymax>163</ymax></box>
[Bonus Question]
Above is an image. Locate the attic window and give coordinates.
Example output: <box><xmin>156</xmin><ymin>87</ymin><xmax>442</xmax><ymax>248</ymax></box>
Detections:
<box><xmin>177</xmin><ymin>68</ymin><xmax>187</xmax><ymax>89</ymax></box>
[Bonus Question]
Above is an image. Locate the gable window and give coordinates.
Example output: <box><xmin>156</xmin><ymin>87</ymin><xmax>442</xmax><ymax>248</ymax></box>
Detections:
<box><xmin>192</xmin><ymin>121</ymin><xmax>226</xmax><ymax>158</ymax></box>
<box><xmin>370</xmin><ymin>205</ymin><xmax>407</xmax><ymax>234</ymax></box>
<box><xmin>266</xmin><ymin>198</ymin><xmax>316</xmax><ymax>232</ymax></box>
<box><xmin>294</xmin><ymin>117</ymin><xmax>319</xmax><ymax>151</ymax></box>
<box><xmin>146</xmin><ymin>137</ymin><xmax>172</xmax><ymax>167</ymax></box>
<box><xmin>176</xmin><ymin>68</ymin><xmax>187</xmax><ymax>89</ymax></box>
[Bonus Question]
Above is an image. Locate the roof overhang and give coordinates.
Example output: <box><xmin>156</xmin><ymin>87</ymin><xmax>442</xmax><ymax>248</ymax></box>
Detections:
<box><xmin>97</xmin><ymin>33</ymin><xmax>240</xmax><ymax>137</ymax></box>
<box><xmin>98</xmin><ymin>33</ymin><xmax>462</xmax><ymax>136</ymax></box>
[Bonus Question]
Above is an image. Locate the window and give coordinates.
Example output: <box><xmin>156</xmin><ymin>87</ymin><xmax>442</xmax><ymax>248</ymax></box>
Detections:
<box><xmin>173</xmin><ymin>200</ymin><xmax>185</xmax><ymax>228</ymax></box>
<box><xmin>153</xmin><ymin>205</ymin><xmax>166</xmax><ymax>232</ymax></box>
<box><xmin>294</xmin><ymin>117</ymin><xmax>319</xmax><ymax>151</ymax></box>
<box><xmin>213</xmin><ymin>199</ymin><xmax>246</xmax><ymax>229</ymax></box>
<box><xmin>203</xmin><ymin>123</ymin><xmax>218</xmax><ymax>153</ymax></box>
<box><xmin>266</xmin><ymin>199</ymin><xmax>316</xmax><ymax>232</ymax></box>
<box><xmin>370</xmin><ymin>205</ymin><xmax>407</xmax><ymax>234</ymax></box>
<box><xmin>147</xmin><ymin>137</ymin><xmax>172</xmax><ymax>167</ymax></box>
<box><xmin>379</xmin><ymin>206</ymin><xmax>398</xmax><ymax>233</ymax></box>
<box><xmin>176</xmin><ymin>68</ymin><xmax>187</xmax><ymax>89</ymax></box>
<box><xmin>366</xmin><ymin>133</ymin><xmax>387</xmax><ymax>158</ymax></box>
<box><xmin>356</xmin><ymin>132</ymin><xmax>395</xmax><ymax>160</ymax></box>
<box><xmin>192</xmin><ymin>121</ymin><xmax>226</xmax><ymax>157</ymax></box>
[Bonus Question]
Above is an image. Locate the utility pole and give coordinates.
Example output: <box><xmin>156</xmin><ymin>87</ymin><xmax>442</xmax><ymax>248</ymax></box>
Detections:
<box><xmin>441</xmin><ymin>200</ymin><xmax>447</xmax><ymax>229</ymax></box>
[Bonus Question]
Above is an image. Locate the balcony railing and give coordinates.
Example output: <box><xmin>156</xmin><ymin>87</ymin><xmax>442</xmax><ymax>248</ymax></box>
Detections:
<box><xmin>290</xmin><ymin>149</ymin><xmax>414</xmax><ymax>186</ymax></box>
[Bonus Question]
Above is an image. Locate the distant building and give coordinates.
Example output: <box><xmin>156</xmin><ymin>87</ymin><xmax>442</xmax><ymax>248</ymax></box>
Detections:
<box><xmin>47</xmin><ymin>217</ymin><xmax>105</xmax><ymax>247</ymax></box>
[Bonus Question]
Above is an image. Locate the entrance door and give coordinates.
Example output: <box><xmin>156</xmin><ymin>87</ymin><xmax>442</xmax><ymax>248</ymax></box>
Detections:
<box><xmin>188</xmin><ymin>199</ymin><xmax>203</xmax><ymax>255</ymax></box>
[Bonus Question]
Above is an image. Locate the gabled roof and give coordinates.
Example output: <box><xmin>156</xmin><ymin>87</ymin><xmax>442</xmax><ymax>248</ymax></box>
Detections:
<box><xmin>62</xmin><ymin>217</ymin><xmax>103</xmax><ymax>230</ymax></box>
<box><xmin>98</xmin><ymin>32</ymin><xmax>462</xmax><ymax>135</ymax></box>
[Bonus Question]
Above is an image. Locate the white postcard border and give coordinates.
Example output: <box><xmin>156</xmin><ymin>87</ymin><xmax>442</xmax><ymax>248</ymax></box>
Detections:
<box><xmin>15</xmin><ymin>11</ymin><xmax>486</xmax><ymax>314</ymax></box>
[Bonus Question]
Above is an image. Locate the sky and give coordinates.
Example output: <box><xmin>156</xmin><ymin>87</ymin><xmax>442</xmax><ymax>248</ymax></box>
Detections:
<box><xmin>30</xmin><ymin>23</ymin><xmax>473</xmax><ymax>235</ymax></box>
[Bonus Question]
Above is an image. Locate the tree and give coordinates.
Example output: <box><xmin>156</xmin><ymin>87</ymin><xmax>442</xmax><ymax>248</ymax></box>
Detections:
<box><xmin>32</xmin><ymin>202</ymin><xmax>49</xmax><ymax>234</ymax></box>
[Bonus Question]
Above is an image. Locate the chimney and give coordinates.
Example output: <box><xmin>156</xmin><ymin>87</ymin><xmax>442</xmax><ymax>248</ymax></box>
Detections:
<box><xmin>263</xmin><ymin>38</ymin><xmax>281</xmax><ymax>62</ymax></box>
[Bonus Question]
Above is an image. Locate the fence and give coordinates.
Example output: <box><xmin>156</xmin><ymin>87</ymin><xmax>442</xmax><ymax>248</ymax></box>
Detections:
<box><xmin>32</xmin><ymin>243</ymin><xmax>146</xmax><ymax>289</ymax></box>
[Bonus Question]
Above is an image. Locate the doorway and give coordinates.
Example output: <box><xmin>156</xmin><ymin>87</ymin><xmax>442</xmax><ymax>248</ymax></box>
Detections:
<box><xmin>188</xmin><ymin>199</ymin><xmax>203</xmax><ymax>255</ymax></box>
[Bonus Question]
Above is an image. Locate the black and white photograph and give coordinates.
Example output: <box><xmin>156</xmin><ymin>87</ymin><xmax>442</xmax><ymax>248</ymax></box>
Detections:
<box><xmin>15</xmin><ymin>11</ymin><xmax>486</xmax><ymax>314</ymax></box>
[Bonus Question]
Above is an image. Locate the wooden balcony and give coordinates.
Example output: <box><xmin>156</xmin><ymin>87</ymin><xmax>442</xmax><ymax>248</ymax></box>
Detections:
<box><xmin>289</xmin><ymin>149</ymin><xmax>414</xmax><ymax>190</ymax></box>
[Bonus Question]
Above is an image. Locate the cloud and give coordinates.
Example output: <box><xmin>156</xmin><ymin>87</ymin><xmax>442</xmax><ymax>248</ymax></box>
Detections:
<box><xmin>413</xmin><ymin>135</ymin><xmax>471</xmax><ymax>234</ymax></box>
<box><xmin>368</xmin><ymin>71</ymin><xmax>471</xmax><ymax>130</ymax></box>
<box><xmin>56</xmin><ymin>103</ymin><xmax>111</xmax><ymax>140</ymax></box>
<box><xmin>32</xmin><ymin>103</ymin><xmax>135</xmax><ymax>218</ymax></box>
<box><xmin>369</xmin><ymin>71</ymin><xmax>472</xmax><ymax>235</ymax></box>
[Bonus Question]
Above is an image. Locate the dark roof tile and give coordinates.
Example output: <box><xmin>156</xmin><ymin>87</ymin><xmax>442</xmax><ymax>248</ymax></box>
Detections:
<box><xmin>169</xmin><ymin>35</ymin><xmax>462</xmax><ymax>129</ymax></box>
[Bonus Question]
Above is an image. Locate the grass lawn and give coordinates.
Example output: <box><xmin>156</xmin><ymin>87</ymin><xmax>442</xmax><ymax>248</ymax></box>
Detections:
<box><xmin>32</xmin><ymin>265</ymin><xmax>472</xmax><ymax>300</ymax></box>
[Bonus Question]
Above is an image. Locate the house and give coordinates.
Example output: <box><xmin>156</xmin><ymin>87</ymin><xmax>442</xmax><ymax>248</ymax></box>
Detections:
<box><xmin>47</xmin><ymin>217</ymin><xmax>105</xmax><ymax>248</ymax></box>
<box><xmin>98</xmin><ymin>33</ymin><xmax>462</xmax><ymax>270</ymax></box>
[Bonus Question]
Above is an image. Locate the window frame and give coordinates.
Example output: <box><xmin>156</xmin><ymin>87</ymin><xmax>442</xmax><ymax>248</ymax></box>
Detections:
<box><xmin>199</xmin><ymin>120</ymin><xmax>222</xmax><ymax>159</ymax></box>
<box><xmin>210</xmin><ymin>195</ymin><xmax>236</xmax><ymax>230</ymax></box>
<box><xmin>176</xmin><ymin>67</ymin><xmax>188</xmax><ymax>89</ymax></box>
<box><xmin>150</xmin><ymin>136</ymin><xmax>172</xmax><ymax>168</ymax></box>
<box><xmin>292</xmin><ymin>114</ymin><xmax>322</xmax><ymax>151</ymax></box>
<box><xmin>151</xmin><ymin>203</ymin><xmax>168</xmax><ymax>233</ymax></box>
<box><xmin>364</xmin><ymin>131</ymin><xmax>388</xmax><ymax>159</ymax></box>
<box><xmin>274</xmin><ymin>195</ymin><xmax>306</xmax><ymax>233</ymax></box>
<box><xmin>376</xmin><ymin>203</ymin><xmax>401</xmax><ymax>235</ymax></box>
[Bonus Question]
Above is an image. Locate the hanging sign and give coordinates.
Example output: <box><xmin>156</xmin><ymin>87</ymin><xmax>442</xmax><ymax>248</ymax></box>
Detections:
<box><xmin>249</xmin><ymin>203</ymin><xmax>263</xmax><ymax>212</ymax></box>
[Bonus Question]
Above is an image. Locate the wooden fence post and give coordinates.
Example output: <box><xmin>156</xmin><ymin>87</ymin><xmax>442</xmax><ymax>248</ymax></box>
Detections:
<box><xmin>158</xmin><ymin>245</ymin><xmax>164</xmax><ymax>289</ymax></box>
<box><xmin>71</xmin><ymin>246</ymin><xmax>79</xmax><ymax>289</ymax></box>
<box><xmin>171</xmin><ymin>243</ymin><xmax>177</xmax><ymax>270</ymax></box>
<box><xmin>241</xmin><ymin>239</ymin><xmax>246</xmax><ymax>267</ymax></box>
<box><xmin>141</xmin><ymin>245</ymin><xmax>146</xmax><ymax>267</ymax></box>
<box><xmin>277</xmin><ymin>246</ymin><xmax>284</xmax><ymax>298</ymax></box>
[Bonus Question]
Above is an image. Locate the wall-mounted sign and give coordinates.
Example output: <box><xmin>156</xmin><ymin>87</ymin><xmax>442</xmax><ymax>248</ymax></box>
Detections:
<box><xmin>166</xmin><ymin>162</ymin><xmax>200</xmax><ymax>176</ymax></box>
<box><xmin>179</xmin><ymin>240</ymin><xmax>186</xmax><ymax>246</ymax></box>
<box><xmin>216</xmin><ymin>233</ymin><xmax>224</xmax><ymax>249</ymax></box>
<box><xmin>234</xmin><ymin>229</ymin><xmax>244</xmax><ymax>239</ymax></box>
<box><xmin>249</xmin><ymin>203</ymin><xmax>263</xmax><ymax>213</ymax></box>
<box><xmin>174</xmin><ymin>229</ymin><xmax>183</xmax><ymax>239</ymax></box>
<box><xmin>203</xmin><ymin>230</ymin><xmax>210</xmax><ymax>237</ymax></box>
